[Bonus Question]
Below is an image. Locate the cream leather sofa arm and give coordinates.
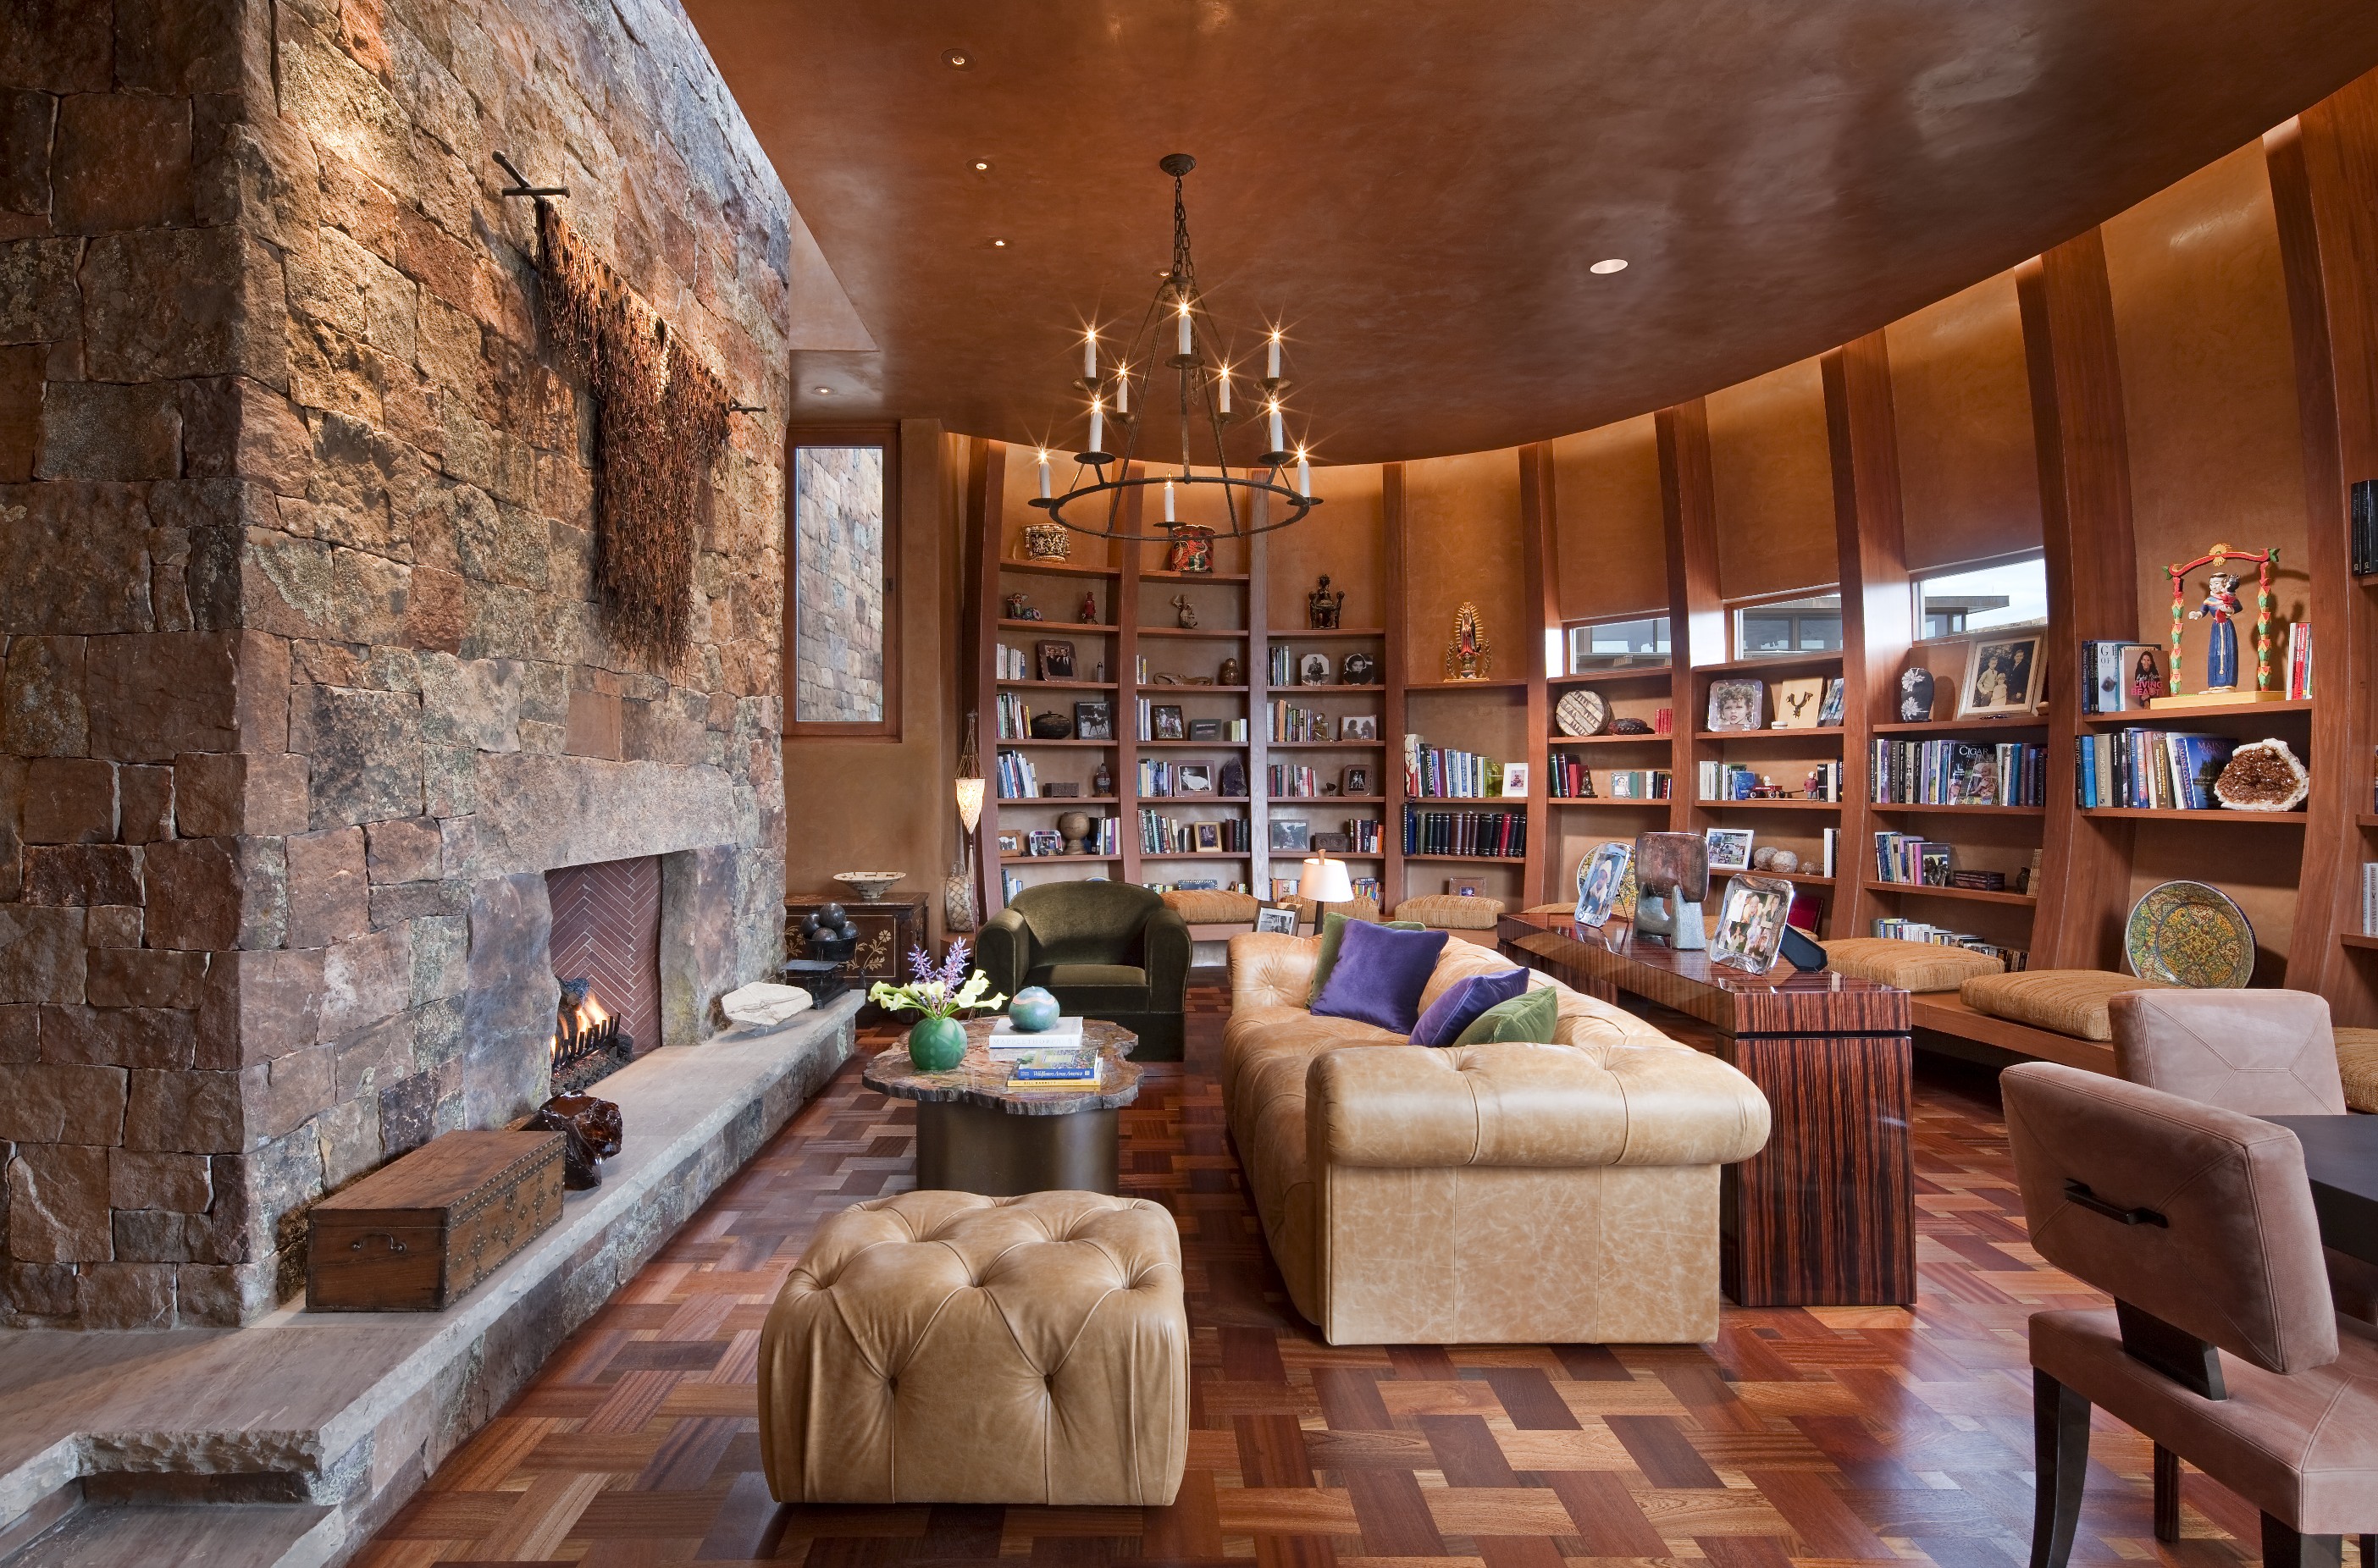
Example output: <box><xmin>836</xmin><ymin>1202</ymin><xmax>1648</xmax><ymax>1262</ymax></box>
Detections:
<box><xmin>1307</xmin><ymin>1042</ymin><xmax>1769</xmax><ymax>1171</ymax></box>
<box><xmin>1228</xmin><ymin>931</ymin><xmax>1318</xmax><ymax>1011</ymax></box>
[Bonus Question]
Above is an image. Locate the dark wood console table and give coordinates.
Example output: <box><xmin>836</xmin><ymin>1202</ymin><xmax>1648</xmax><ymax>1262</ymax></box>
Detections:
<box><xmin>1499</xmin><ymin>911</ymin><xmax>1916</xmax><ymax>1308</ymax></box>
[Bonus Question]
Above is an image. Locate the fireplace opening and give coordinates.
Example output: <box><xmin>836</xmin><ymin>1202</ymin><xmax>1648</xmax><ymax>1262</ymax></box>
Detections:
<box><xmin>545</xmin><ymin>857</ymin><xmax>664</xmax><ymax>1095</ymax></box>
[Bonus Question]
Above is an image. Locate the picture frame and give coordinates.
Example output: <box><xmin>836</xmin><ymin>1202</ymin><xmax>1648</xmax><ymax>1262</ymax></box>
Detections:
<box><xmin>1192</xmin><ymin>821</ymin><xmax>1222</xmax><ymax>852</ymax></box>
<box><xmin>1771</xmin><ymin>676</ymin><xmax>1825</xmax><ymax>728</ymax></box>
<box><xmin>1152</xmin><ymin>704</ymin><xmax>1186</xmax><ymax>741</ymax></box>
<box><xmin>1706</xmin><ymin>678</ymin><xmax>1765</xmax><ymax>732</ymax></box>
<box><xmin>1710</xmin><ymin>874</ymin><xmax>1796</xmax><ymax>975</ymax></box>
<box><xmin>1958</xmin><ymin>633</ymin><xmax>2043</xmax><ymax>717</ymax></box>
<box><xmin>1574</xmin><ymin>841</ymin><xmax>1631</xmax><ymax>927</ymax></box>
<box><xmin>1447</xmin><ymin>875</ymin><xmax>1487</xmax><ymax>897</ymax></box>
<box><xmin>1177</xmin><ymin>764</ymin><xmax>1214</xmax><ymax>795</ymax></box>
<box><xmin>1187</xmin><ymin>717</ymin><xmax>1223</xmax><ymax>741</ymax></box>
<box><xmin>1500</xmin><ymin>762</ymin><xmax>1529</xmax><ymax>798</ymax></box>
<box><xmin>1036</xmin><ymin>640</ymin><xmax>1076</xmax><ymax>682</ymax></box>
<box><xmin>1340</xmin><ymin>715</ymin><xmax>1379</xmax><ymax>741</ymax></box>
<box><xmin>1253</xmin><ymin>905</ymin><xmax>1301</xmax><ymax>936</ymax></box>
<box><xmin>1342</xmin><ymin>765</ymin><xmax>1371</xmax><ymax>795</ymax></box>
<box><xmin>1341</xmin><ymin>651</ymin><xmax>1377</xmax><ymax>685</ymax></box>
<box><xmin>1269</xmin><ymin>818</ymin><xmax>1312</xmax><ymax>853</ymax></box>
<box><xmin>1311</xmin><ymin>831</ymin><xmax>1352</xmax><ymax>853</ymax></box>
<box><xmin>997</xmin><ymin>831</ymin><xmax>1022</xmax><ymax>857</ymax></box>
<box><xmin>1817</xmin><ymin>676</ymin><xmax>1845</xmax><ymax>727</ymax></box>
<box><xmin>1309</xmin><ymin>713</ymin><xmax>1333</xmax><ymax>743</ymax></box>
<box><xmin>1026</xmin><ymin>829</ymin><xmax>1063</xmax><ymax>857</ymax></box>
<box><xmin>1704</xmin><ymin>825</ymin><xmax>1756</xmax><ymax>874</ymax></box>
<box><xmin>1072</xmin><ymin>700</ymin><xmax>1112</xmax><ymax>741</ymax></box>
<box><xmin>1299</xmin><ymin>652</ymin><xmax>1333</xmax><ymax>685</ymax></box>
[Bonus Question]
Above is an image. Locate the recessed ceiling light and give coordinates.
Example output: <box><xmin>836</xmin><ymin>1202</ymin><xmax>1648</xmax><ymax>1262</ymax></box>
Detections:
<box><xmin>972</xmin><ymin>159</ymin><xmax>991</xmax><ymax>172</ymax></box>
<box><xmin>1590</xmin><ymin>257</ymin><xmax>1629</xmax><ymax>274</ymax></box>
<box><xmin>992</xmin><ymin>238</ymin><xmax>1007</xmax><ymax>247</ymax></box>
<box><xmin>942</xmin><ymin>47</ymin><xmax>972</xmax><ymax>69</ymax></box>
<box><xmin>813</xmin><ymin>385</ymin><xmax>833</xmax><ymax>395</ymax></box>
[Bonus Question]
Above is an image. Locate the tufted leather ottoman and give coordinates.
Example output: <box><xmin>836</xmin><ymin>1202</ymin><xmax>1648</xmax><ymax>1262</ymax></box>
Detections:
<box><xmin>757</xmin><ymin>1190</ymin><xmax>1189</xmax><ymax>1505</ymax></box>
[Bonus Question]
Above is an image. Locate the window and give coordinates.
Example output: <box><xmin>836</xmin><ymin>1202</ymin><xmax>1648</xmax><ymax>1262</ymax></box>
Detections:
<box><xmin>1916</xmin><ymin>555</ymin><xmax>2048</xmax><ymax>641</ymax></box>
<box><xmin>1566</xmin><ymin>616</ymin><xmax>1669</xmax><ymax>673</ymax></box>
<box><xmin>787</xmin><ymin>429</ymin><xmax>899</xmax><ymax>737</ymax></box>
<box><xmin>1731</xmin><ymin>592</ymin><xmax>1841</xmax><ymax>659</ymax></box>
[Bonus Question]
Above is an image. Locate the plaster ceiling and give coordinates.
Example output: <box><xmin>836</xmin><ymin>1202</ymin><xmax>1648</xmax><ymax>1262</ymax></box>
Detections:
<box><xmin>683</xmin><ymin>1</ymin><xmax>2378</xmax><ymax>464</ymax></box>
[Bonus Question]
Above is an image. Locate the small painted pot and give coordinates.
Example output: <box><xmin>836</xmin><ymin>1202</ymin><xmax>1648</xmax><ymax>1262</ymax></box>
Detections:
<box><xmin>1008</xmin><ymin>986</ymin><xmax>1061</xmax><ymax>1033</ymax></box>
<box><xmin>908</xmin><ymin>1015</ymin><xmax>967</xmax><ymax>1072</ymax></box>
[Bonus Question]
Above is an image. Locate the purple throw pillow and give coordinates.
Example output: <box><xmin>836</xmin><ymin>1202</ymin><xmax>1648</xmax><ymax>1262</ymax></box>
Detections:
<box><xmin>1408</xmin><ymin>966</ymin><xmax>1531</xmax><ymax>1047</ymax></box>
<box><xmin>1310</xmin><ymin>919</ymin><xmax>1449</xmax><ymax>1034</ymax></box>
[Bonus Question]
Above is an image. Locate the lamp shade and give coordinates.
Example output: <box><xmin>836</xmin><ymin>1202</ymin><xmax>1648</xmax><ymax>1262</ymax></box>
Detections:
<box><xmin>1301</xmin><ymin>856</ymin><xmax>1355</xmax><ymax>903</ymax></box>
<box><xmin>954</xmin><ymin>776</ymin><xmax>985</xmax><ymax>836</ymax></box>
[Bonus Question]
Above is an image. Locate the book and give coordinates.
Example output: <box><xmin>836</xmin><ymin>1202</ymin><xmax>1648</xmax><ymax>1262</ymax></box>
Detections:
<box><xmin>1006</xmin><ymin>1046</ymin><xmax>1101</xmax><ymax>1089</ymax></box>
<box><xmin>988</xmin><ymin>1015</ymin><xmax>1084</xmax><ymax>1051</ymax></box>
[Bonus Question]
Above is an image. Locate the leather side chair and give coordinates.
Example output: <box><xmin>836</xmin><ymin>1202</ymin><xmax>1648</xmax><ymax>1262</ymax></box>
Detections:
<box><xmin>978</xmin><ymin>881</ymin><xmax>1190</xmax><ymax>1060</ymax></box>
<box><xmin>2001</xmin><ymin>1063</ymin><xmax>2377</xmax><ymax>1568</ymax></box>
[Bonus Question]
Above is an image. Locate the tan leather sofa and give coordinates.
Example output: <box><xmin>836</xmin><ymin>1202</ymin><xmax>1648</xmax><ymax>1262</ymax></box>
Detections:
<box><xmin>1225</xmin><ymin>931</ymin><xmax>1770</xmax><ymax>1344</ymax></box>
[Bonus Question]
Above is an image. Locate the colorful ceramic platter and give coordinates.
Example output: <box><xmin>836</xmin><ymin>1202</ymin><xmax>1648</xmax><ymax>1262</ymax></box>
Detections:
<box><xmin>1556</xmin><ymin>689</ymin><xmax>1609</xmax><ymax>737</ymax></box>
<box><xmin>2125</xmin><ymin>879</ymin><xmax>2254</xmax><ymax>988</ymax></box>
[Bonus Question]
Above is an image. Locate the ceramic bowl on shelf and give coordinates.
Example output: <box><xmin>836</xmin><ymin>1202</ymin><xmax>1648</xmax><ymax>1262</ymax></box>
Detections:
<box><xmin>832</xmin><ymin>871</ymin><xmax>906</xmax><ymax>903</ymax></box>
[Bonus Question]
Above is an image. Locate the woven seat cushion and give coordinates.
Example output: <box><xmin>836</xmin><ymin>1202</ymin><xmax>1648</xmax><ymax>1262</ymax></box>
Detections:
<box><xmin>1292</xmin><ymin>894</ymin><xmax>1380</xmax><ymax>926</ymax></box>
<box><xmin>1163</xmin><ymin>889</ymin><xmax>1260</xmax><ymax>925</ymax></box>
<box><xmin>1961</xmin><ymin>969</ymin><xmax>2173</xmax><ymax>1042</ymax></box>
<box><xmin>1821</xmin><ymin>937</ymin><xmax>2003</xmax><ymax>994</ymax></box>
<box><xmin>2337</xmin><ymin>1028</ymin><xmax>2378</xmax><ymax>1114</ymax></box>
<box><xmin>1394</xmin><ymin>893</ymin><xmax>1506</xmax><ymax>931</ymax></box>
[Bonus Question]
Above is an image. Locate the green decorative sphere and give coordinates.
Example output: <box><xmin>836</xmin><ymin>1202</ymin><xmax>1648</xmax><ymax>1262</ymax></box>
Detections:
<box><xmin>1009</xmin><ymin>986</ymin><xmax>1061</xmax><ymax>1032</ymax></box>
<box><xmin>907</xmin><ymin>1015</ymin><xmax>968</xmax><ymax>1072</ymax></box>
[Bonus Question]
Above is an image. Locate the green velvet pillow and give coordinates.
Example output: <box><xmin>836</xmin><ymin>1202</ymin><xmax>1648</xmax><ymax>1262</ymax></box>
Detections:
<box><xmin>1308</xmin><ymin>910</ymin><xmax>1426</xmax><ymax>1004</ymax></box>
<box><xmin>1453</xmin><ymin>983</ymin><xmax>1560</xmax><ymax>1046</ymax></box>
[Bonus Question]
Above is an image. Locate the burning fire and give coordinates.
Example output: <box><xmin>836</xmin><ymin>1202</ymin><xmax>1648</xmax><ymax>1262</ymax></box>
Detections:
<box><xmin>550</xmin><ymin>988</ymin><xmax>615</xmax><ymax>1063</ymax></box>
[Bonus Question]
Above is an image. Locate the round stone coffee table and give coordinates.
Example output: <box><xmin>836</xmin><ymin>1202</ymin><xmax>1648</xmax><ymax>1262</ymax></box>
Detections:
<box><xmin>862</xmin><ymin>1018</ymin><xmax>1141</xmax><ymax>1196</ymax></box>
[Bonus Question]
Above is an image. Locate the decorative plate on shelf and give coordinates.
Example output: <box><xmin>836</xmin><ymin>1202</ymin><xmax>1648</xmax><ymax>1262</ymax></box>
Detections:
<box><xmin>1556</xmin><ymin>689</ymin><xmax>1609</xmax><ymax>737</ymax></box>
<box><xmin>2124</xmin><ymin>880</ymin><xmax>2254</xmax><ymax>988</ymax></box>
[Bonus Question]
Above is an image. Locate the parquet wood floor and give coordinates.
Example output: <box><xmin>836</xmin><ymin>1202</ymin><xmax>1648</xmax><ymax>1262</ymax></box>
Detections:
<box><xmin>359</xmin><ymin>987</ymin><xmax>2272</xmax><ymax>1568</ymax></box>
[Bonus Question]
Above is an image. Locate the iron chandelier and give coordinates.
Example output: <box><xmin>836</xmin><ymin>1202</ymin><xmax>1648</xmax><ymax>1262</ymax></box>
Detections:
<box><xmin>1029</xmin><ymin>153</ymin><xmax>1320</xmax><ymax>543</ymax></box>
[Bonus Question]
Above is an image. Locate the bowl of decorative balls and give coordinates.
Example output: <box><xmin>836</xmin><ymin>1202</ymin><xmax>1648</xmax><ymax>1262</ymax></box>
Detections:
<box><xmin>799</xmin><ymin>903</ymin><xmax>862</xmax><ymax>963</ymax></box>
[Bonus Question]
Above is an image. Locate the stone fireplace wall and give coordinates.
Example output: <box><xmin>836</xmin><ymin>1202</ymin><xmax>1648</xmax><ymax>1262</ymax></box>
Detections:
<box><xmin>1</xmin><ymin>0</ymin><xmax>793</xmax><ymax>1328</ymax></box>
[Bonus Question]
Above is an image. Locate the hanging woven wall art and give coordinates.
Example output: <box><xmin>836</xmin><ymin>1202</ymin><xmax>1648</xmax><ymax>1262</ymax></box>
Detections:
<box><xmin>535</xmin><ymin>200</ymin><xmax>732</xmax><ymax>665</ymax></box>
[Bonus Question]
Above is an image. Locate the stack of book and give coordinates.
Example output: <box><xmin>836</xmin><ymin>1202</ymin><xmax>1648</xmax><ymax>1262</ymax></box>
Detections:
<box><xmin>1697</xmin><ymin>761</ymin><xmax>1844</xmax><ymax>803</ymax></box>
<box><xmin>1871</xmin><ymin>738</ymin><xmax>2047</xmax><ymax>806</ymax></box>
<box><xmin>1137</xmin><ymin>810</ymin><xmax>1249</xmax><ymax>854</ymax></box>
<box><xmin>1546</xmin><ymin>755</ymin><xmax>1595</xmax><ymax>798</ymax></box>
<box><xmin>1872</xmin><ymin>831</ymin><xmax>1953</xmax><ymax>886</ymax></box>
<box><xmin>993</xmin><ymin>644</ymin><xmax>1031</xmax><ymax>680</ymax></box>
<box><xmin>2286</xmin><ymin>623</ymin><xmax>2313</xmax><ymax>700</ymax></box>
<box><xmin>1404</xmin><ymin>735</ymin><xmax>1505</xmax><ymax>798</ymax></box>
<box><xmin>993</xmin><ymin>748</ymin><xmax>1040</xmax><ymax>800</ymax></box>
<box><xmin>2077</xmin><ymin>731</ymin><xmax>2236</xmax><ymax>809</ymax></box>
<box><xmin>2353</xmin><ymin>480</ymin><xmax>2378</xmax><ymax>576</ymax></box>
<box><xmin>1269</xmin><ymin>701</ymin><xmax>1337</xmax><ymax>742</ymax></box>
<box><xmin>1004</xmin><ymin>1046</ymin><xmax>1102</xmax><ymax>1090</ymax></box>
<box><xmin>1268</xmin><ymin>764</ymin><xmax>1330</xmax><ymax>798</ymax></box>
<box><xmin>1402</xmin><ymin>807</ymin><xmax>1526</xmax><ymax>859</ymax></box>
<box><xmin>1603</xmin><ymin>769</ymin><xmax>1673</xmax><ymax>800</ymax></box>
<box><xmin>2363</xmin><ymin>862</ymin><xmax>2378</xmax><ymax>936</ymax></box>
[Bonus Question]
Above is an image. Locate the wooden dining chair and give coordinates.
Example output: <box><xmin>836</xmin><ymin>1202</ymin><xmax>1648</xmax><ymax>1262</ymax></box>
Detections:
<box><xmin>2001</xmin><ymin>1063</ymin><xmax>2378</xmax><ymax>1568</ymax></box>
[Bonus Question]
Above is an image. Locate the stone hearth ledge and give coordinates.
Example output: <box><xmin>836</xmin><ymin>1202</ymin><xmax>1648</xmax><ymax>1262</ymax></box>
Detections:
<box><xmin>0</xmin><ymin>994</ymin><xmax>859</xmax><ymax>1566</ymax></box>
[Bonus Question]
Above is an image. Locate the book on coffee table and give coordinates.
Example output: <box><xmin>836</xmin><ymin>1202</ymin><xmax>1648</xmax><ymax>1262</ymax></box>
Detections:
<box><xmin>987</xmin><ymin>1015</ymin><xmax>1084</xmax><ymax>1052</ymax></box>
<box><xmin>1004</xmin><ymin>1047</ymin><xmax>1101</xmax><ymax>1090</ymax></box>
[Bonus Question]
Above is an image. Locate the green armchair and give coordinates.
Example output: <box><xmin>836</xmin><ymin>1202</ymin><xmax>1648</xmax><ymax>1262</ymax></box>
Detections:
<box><xmin>978</xmin><ymin>882</ymin><xmax>1191</xmax><ymax>1060</ymax></box>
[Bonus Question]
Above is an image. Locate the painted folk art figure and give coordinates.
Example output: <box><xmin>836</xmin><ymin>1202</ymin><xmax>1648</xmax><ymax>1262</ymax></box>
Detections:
<box><xmin>1171</xmin><ymin>594</ymin><xmax>1198</xmax><ymax>629</ymax></box>
<box><xmin>1078</xmin><ymin>590</ymin><xmax>1098</xmax><ymax>625</ymax></box>
<box><xmin>1165</xmin><ymin>525</ymin><xmax>1214</xmax><ymax>574</ymax></box>
<box><xmin>2188</xmin><ymin>571</ymin><xmax>2243</xmax><ymax>691</ymax></box>
<box><xmin>1308</xmin><ymin>575</ymin><xmax>1344</xmax><ymax>629</ymax></box>
<box><xmin>1444</xmin><ymin>602</ymin><xmax>1491</xmax><ymax>680</ymax></box>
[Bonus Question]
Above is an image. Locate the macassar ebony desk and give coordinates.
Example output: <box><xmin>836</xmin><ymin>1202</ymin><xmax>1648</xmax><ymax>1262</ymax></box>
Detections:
<box><xmin>1499</xmin><ymin>911</ymin><xmax>1916</xmax><ymax>1308</ymax></box>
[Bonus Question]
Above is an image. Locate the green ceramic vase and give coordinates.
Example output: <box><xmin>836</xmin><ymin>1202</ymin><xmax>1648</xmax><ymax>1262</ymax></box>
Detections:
<box><xmin>908</xmin><ymin>1015</ymin><xmax>968</xmax><ymax>1072</ymax></box>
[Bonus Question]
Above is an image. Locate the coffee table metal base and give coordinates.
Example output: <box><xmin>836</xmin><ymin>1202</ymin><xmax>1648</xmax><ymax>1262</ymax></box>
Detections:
<box><xmin>915</xmin><ymin>1101</ymin><xmax>1120</xmax><ymax>1196</ymax></box>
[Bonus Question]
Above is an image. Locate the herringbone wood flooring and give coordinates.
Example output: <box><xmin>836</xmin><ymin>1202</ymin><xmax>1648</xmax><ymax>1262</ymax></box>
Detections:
<box><xmin>358</xmin><ymin>987</ymin><xmax>2272</xmax><ymax>1568</ymax></box>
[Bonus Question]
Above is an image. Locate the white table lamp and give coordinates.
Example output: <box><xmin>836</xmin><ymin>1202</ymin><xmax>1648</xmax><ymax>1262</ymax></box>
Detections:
<box><xmin>1301</xmin><ymin>856</ymin><xmax>1355</xmax><ymax>904</ymax></box>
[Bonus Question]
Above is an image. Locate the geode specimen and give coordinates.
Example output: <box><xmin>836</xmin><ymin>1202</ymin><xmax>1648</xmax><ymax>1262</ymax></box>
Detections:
<box><xmin>2213</xmin><ymin>737</ymin><xmax>2309</xmax><ymax>811</ymax></box>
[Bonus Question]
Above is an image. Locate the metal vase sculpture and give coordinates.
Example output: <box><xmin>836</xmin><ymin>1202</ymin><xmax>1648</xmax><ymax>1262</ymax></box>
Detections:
<box><xmin>1632</xmin><ymin>831</ymin><xmax>1710</xmax><ymax>951</ymax></box>
<box><xmin>908</xmin><ymin>1016</ymin><xmax>968</xmax><ymax>1072</ymax></box>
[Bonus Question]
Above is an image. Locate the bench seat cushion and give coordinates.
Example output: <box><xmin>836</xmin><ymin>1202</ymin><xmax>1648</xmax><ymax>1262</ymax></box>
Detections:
<box><xmin>1394</xmin><ymin>892</ymin><xmax>1506</xmax><ymax>930</ymax></box>
<box><xmin>1961</xmin><ymin>969</ymin><xmax>2172</xmax><ymax>1042</ymax></box>
<box><xmin>2336</xmin><ymin>1027</ymin><xmax>2378</xmax><ymax>1114</ymax></box>
<box><xmin>1164</xmin><ymin>889</ymin><xmax>1259</xmax><ymax>925</ymax></box>
<box><xmin>1821</xmin><ymin>937</ymin><xmax>2004</xmax><ymax>993</ymax></box>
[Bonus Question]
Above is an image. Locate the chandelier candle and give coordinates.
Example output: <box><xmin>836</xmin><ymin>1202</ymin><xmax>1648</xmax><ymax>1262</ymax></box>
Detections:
<box><xmin>1083</xmin><ymin>329</ymin><xmax>1097</xmax><ymax>380</ymax></box>
<box><xmin>1087</xmin><ymin>398</ymin><xmax>1103</xmax><ymax>454</ymax></box>
<box><xmin>1268</xmin><ymin>400</ymin><xmax>1284</xmax><ymax>452</ymax></box>
<box><xmin>1268</xmin><ymin>329</ymin><xmax>1282</xmax><ymax>379</ymax></box>
<box><xmin>1177</xmin><ymin>300</ymin><xmax>1192</xmax><ymax>356</ymax></box>
<box><xmin>1115</xmin><ymin>367</ymin><xmax>1129</xmax><ymax>414</ymax></box>
<box><xmin>1297</xmin><ymin>449</ymin><xmax>1310</xmax><ymax>492</ymax></box>
<box><xmin>1217</xmin><ymin>367</ymin><xmax>1231</xmax><ymax>413</ymax></box>
<box><xmin>1037</xmin><ymin>450</ymin><xmax>1052</xmax><ymax>499</ymax></box>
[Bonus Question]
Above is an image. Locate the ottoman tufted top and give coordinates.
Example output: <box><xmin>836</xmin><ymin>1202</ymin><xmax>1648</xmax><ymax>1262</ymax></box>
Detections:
<box><xmin>760</xmin><ymin>1190</ymin><xmax>1188</xmax><ymax>1505</ymax></box>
